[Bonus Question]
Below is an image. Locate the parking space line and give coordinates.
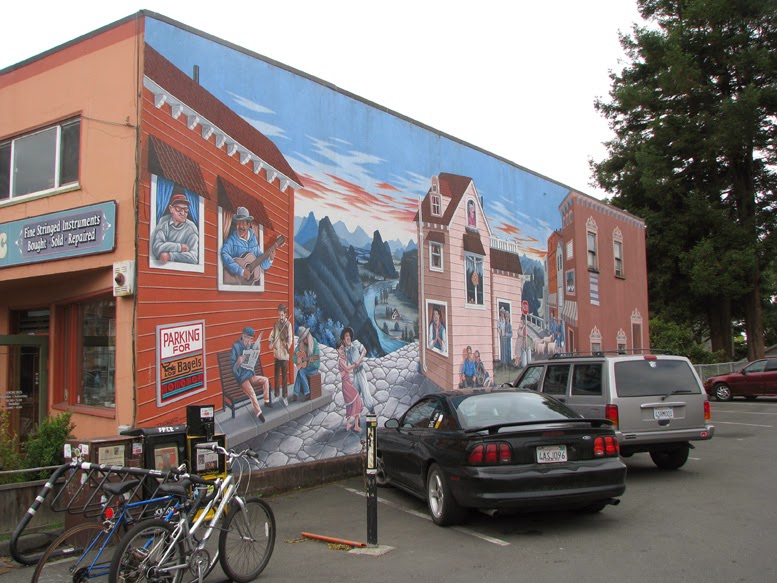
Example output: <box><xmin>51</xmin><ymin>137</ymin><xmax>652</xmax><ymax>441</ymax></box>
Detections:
<box><xmin>341</xmin><ymin>486</ymin><xmax>511</xmax><ymax>547</ymax></box>
<box><xmin>713</xmin><ymin>410</ymin><xmax>777</xmax><ymax>415</ymax></box>
<box><xmin>715</xmin><ymin>421</ymin><xmax>773</xmax><ymax>428</ymax></box>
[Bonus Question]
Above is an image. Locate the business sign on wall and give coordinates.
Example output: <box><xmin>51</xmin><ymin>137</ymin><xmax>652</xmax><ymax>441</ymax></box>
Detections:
<box><xmin>0</xmin><ymin>201</ymin><xmax>117</xmax><ymax>268</ymax></box>
<box><xmin>156</xmin><ymin>320</ymin><xmax>206</xmax><ymax>406</ymax></box>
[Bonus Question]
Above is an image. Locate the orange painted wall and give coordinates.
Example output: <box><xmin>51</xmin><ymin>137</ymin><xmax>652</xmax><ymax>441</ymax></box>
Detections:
<box><xmin>0</xmin><ymin>20</ymin><xmax>143</xmax><ymax>438</ymax></box>
<box><xmin>135</xmin><ymin>86</ymin><xmax>295</xmax><ymax>427</ymax></box>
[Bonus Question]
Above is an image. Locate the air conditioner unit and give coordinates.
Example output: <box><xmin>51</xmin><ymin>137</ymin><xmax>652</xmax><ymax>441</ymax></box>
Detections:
<box><xmin>113</xmin><ymin>260</ymin><xmax>135</xmax><ymax>297</ymax></box>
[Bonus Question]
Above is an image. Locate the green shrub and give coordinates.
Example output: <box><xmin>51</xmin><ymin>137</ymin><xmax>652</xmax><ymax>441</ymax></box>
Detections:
<box><xmin>0</xmin><ymin>411</ymin><xmax>75</xmax><ymax>483</ymax></box>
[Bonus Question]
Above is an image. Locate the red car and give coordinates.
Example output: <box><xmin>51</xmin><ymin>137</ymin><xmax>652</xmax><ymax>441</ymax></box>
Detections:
<box><xmin>704</xmin><ymin>357</ymin><xmax>777</xmax><ymax>401</ymax></box>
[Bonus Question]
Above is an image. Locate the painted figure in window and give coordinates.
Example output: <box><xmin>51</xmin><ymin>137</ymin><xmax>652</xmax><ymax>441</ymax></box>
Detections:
<box><xmin>500</xmin><ymin>310</ymin><xmax>513</xmax><ymax>366</ymax></box>
<box><xmin>466</xmin><ymin>255</ymin><xmax>484</xmax><ymax>304</ymax></box>
<box><xmin>428</xmin><ymin>306</ymin><xmax>447</xmax><ymax>354</ymax></box>
<box><xmin>466</xmin><ymin>198</ymin><xmax>477</xmax><ymax>229</ymax></box>
<box><xmin>230</xmin><ymin>326</ymin><xmax>271</xmax><ymax>422</ymax></box>
<box><xmin>336</xmin><ymin>340</ymin><xmax>363</xmax><ymax>433</ymax></box>
<box><xmin>341</xmin><ymin>326</ymin><xmax>375</xmax><ymax>413</ymax></box>
<box><xmin>151</xmin><ymin>193</ymin><xmax>199</xmax><ymax>264</ymax></box>
<box><xmin>459</xmin><ymin>345</ymin><xmax>477</xmax><ymax>388</ymax></box>
<box><xmin>221</xmin><ymin>206</ymin><xmax>279</xmax><ymax>286</ymax></box>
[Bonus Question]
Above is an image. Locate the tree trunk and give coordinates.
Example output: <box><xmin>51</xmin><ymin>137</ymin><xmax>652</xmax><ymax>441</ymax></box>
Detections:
<box><xmin>744</xmin><ymin>284</ymin><xmax>765</xmax><ymax>360</ymax></box>
<box><xmin>708</xmin><ymin>298</ymin><xmax>733</xmax><ymax>358</ymax></box>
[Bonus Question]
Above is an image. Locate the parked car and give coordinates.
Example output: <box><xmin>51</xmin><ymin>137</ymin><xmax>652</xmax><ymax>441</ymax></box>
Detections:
<box><xmin>376</xmin><ymin>388</ymin><xmax>626</xmax><ymax>526</ymax></box>
<box><xmin>509</xmin><ymin>353</ymin><xmax>714</xmax><ymax>470</ymax></box>
<box><xmin>703</xmin><ymin>357</ymin><xmax>777</xmax><ymax>401</ymax></box>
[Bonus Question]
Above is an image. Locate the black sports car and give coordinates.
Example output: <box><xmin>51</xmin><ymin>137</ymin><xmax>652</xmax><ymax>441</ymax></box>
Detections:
<box><xmin>376</xmin><ymin>388</ymin><xmax>627</xmax><ymax>525</ymax></box>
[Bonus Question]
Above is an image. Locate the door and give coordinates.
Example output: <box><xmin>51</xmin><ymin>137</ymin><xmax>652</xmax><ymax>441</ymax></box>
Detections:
<box><xmin>0</xmin><ymin>336</ymin><xmax>48</xmax><ymax>442</ymax></box>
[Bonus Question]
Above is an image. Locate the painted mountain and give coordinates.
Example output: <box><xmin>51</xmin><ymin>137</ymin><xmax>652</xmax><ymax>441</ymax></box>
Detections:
<box><xmin>366</xmin><ymin>230</ymin><xmax>398</xmax><ymax>279</ymax></box>
<box><xmin>294</xmin><ymin>216</ymin><xmax>382</xmax><ymax>356</ymax></box>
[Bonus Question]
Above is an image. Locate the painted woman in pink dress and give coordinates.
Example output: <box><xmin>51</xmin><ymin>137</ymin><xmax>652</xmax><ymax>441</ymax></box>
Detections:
<box><xmin>337</xmin><ymin>340</ymin><xmax>363</xmax><ymax>432</ymax></box>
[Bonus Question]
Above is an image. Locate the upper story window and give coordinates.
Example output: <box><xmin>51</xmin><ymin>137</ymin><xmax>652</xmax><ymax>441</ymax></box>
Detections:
<box><xmin>0</xmin><ymin>118</ymin><xmax>81</xmax><ymax>201</ymax></box>
<box><xmin>465</xmin><ymin>253</ymin><xmax>484</xmax><ymax>306</ymax></box>
<box><xmin>587</xmin><ymin>231</ymin><xmax>598</xmax><ymax>271</ymax></box>
<box><xmin>431</xmin><ymin>193</ymin><xmax>442</xmax><ymax>216</ymax></box>
<box><xmin>430</xmin><ymin>241</ymin><xmax>443</xmax><ymax>272</ymax></box>
<box><xmin>613</xmin><ymin>228</ymin><xmax>624</xmax><ymax>277</ymax></box>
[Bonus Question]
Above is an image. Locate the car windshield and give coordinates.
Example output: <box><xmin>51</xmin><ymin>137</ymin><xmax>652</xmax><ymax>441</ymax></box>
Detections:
<box><xmin>450</xmin><ymin>391</ymin><xmax>579</xmax><ymax>430</ymax></box>
<box><xmin>614</xmin><ymin>359</ymin><xmax>701</xmax><ymax>397</ymax></box>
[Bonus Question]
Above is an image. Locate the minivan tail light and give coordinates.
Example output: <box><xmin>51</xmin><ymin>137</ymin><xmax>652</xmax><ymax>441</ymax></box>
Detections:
<box><xmin>468</xmin><ymin>442</ymin><xmax>513</xmax><ymax>465</ymax></box>
<box><xmin>704</xmin><ymin>400</ymin><xmax>711</xmax><ymax>421</ymax></box>
<box><xmin>605</xmin><ymin>404</ymin><xmax>619</xmax><ymax>429</ymax></box>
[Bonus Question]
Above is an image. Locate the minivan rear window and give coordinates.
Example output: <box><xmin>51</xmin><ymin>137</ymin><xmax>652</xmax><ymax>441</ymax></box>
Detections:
<box><xmin>613</xmin><ymin>359</ymin><xmax>701</xmax><ymax>397</ymax></box>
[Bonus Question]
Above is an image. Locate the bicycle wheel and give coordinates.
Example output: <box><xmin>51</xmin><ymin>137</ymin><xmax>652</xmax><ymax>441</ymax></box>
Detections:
<box><xmin>110</xmin><ymin>518</ymin><xmax>185</xmax><ymax>583</ymax></box>
<box><xmin>32</xmin><ymin>522</ymin><xmax>114</xmax><ymax>583</ymax></box>
<box><xmin>218</xmin><ymin>497</ymin><xmax>276</xmax><ymax>582</ymax></box>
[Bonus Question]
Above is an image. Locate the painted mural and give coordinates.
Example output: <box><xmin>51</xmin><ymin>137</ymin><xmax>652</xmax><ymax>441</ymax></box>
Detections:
<box><xmin>142</xmin><ymin>18</ymin><xmax>574</xmax><ymax>466</ymax></box>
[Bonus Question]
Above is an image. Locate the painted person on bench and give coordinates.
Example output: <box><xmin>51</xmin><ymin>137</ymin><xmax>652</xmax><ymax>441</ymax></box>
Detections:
<box><xmin>291</xmin><ymin>327</ymin><xmax>320</xmax><ymax>402</ymax></box>
<box><xmin>231</xmin><ymin>326</ymin><xmax>271</xmax><ymax>421</ymax></box>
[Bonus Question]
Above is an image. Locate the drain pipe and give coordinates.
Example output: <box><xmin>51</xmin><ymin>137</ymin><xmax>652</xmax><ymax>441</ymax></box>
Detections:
<box><xmin>418</xmin><ymin>191</ymin><xmax>427</xmax><ymax>372</ymax></box>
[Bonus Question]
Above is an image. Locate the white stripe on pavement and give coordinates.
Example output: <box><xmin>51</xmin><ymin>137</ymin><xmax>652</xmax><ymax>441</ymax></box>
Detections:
<box><xmin>715</xmin><ymin>421</ymin><xmax>773</xmax><ymax>428</ymax></box>
<box><xmin>341</xmin><ymin>486</ymin><xmax>511</xmax><ymax>547</ymax></box>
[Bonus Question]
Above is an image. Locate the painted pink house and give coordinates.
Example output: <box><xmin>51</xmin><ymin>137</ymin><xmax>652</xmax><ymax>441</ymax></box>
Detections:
<box><xmin>416</xmin><ymin>173</ymin><xmax>524</xmax><ymax>389</ymax></box>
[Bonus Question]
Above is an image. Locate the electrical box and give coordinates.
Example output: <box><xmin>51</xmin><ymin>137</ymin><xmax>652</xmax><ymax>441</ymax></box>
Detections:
<box><xmin>113</xmin><ymin>260</ymin><xmax>135</xmax><ymax>297</ymax></box>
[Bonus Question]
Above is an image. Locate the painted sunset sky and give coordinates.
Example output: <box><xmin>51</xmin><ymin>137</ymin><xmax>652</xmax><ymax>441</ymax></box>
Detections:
<box><xmin>145</xmin><ymin>17</ymin><xmax>571</xmax><ymax>260</ymax></box>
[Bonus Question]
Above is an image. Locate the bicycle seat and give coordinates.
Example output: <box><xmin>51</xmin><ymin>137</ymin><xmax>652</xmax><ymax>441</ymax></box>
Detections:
<box><xmin>102</xmin><ymin>480</ymin><xmax>140</xmax><ymax>497</ymax></box>
<box><xmin>158</xmin><ymin>481</ymin><xmax>191</xmax><ymax>498</ymax></box>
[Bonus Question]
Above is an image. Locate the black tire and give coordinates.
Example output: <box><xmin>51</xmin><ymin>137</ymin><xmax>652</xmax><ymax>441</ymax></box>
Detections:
<box><xmin>649</xmin><ymin>444</ymin><xmax>690</xmax><ymax>470</ymax></box>
<box><xmin>32</xmin><ymin>523</ymin><xmax>113</xmax><ymax>583</ymax></box>
<box><xmin>110</xmin><ymin>518</ymin><xmax>184</xmax><ymax>583</ymax></box>
<box><xmin>714</xmin><ymin>383</ymin><xmax>733</xmax><ymax>401</ymax></box>
<box><xmin>376</xmin><ymin>454</ymin><xmax>389</xmax><ymax>487</ymax></box>
<box><xmin>219</xmin><ymin>497</ymin><xmax>276</xmax><ymax>582</ymax></box>
<box><xmin>426</xmin><ymin>463</ymin><xmax>466</xmax><ymax>526</ymax></box>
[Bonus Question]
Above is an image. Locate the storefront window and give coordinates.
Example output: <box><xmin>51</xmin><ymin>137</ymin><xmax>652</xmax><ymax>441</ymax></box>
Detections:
<box><xmin>79</xmin><ymin>298</ymin><xmax>116</xmax><ymax>408</ymax></box>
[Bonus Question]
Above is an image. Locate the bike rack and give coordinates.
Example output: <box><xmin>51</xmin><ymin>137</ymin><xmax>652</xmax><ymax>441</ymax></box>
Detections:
<box><xmin>10</xmin><ymin>461</ymin><xmax>179</xmax><ymax>566</ymax></box>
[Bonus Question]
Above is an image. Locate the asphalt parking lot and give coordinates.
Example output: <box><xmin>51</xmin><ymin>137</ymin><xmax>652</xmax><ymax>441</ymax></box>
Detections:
<box><xmin>3</xmin><ymin>399</ymin><xmax>777</xmax><ymax>583</ymax></box>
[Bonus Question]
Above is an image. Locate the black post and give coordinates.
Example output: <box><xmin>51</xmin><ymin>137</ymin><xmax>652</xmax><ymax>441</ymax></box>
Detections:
<box><xmin>365</xmin><ymin>412</ymin><xmax>378</xmax><ymax>546</ymax></box>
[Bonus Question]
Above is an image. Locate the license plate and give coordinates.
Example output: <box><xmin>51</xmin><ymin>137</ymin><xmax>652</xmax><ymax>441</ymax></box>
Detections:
<box><xmin>654</xmin><ymin>407</ymin><xmax>674</xmax><ymax>420</ymax></box>
<box><xmin>536</xmin><ymin>445</ymin><xmax>567</xmax><ymax>463</ymax></box>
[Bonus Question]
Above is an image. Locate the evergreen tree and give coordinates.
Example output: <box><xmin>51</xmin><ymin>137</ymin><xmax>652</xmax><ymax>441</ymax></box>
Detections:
<box><xmin>593</xmin><ymin>0</ymin><xmax>777</xmax><ymax>359</ymax></box>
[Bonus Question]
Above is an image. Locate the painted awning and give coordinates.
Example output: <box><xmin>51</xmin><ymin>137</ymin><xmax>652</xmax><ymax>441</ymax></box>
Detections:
<box><xmin>463</xmin><ymin>232</ymin><xmax>485</xmax><ymax>255</ymax></box>
<box><xmin>562</xmin><ymin>300</ymin><xmax>578</xmax><ymax>326</ymax></box>
<box><xmin>217</xmin><ymin>176</ymin><xmax>273</xmax><ymax>230</ymax></box>
<box><xmin>148</xmin><ymin>135</ymin><xmax>209</xmax><ymax>198</ymax></box>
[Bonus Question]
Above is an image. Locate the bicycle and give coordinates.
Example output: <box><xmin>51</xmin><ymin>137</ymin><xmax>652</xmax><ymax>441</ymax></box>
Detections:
<box><xmin>30</xmin><ymin>463</ymin><xmax>211</xmax><ymax>582</ymax></box>
<box><xmin>109</xmin><ymin>443</ymin><xmax>275</xmax><ymax>583</ymax></box>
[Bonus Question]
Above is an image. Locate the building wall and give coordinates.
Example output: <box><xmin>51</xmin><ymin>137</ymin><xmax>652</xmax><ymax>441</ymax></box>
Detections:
<box><xmin>0</xmin><ymin>21</ymin><xmax>142</xmax><ymax>437</ymax></box>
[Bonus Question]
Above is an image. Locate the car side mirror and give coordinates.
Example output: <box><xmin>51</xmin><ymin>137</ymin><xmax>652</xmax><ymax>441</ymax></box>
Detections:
<box><xmin>384</xmin><ymin>418</ymin><xmax>399</xmax><ymax>429</ymax></box>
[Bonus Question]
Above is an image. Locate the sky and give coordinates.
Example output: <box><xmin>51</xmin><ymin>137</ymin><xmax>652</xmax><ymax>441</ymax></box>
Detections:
<box><xmin>3</xmin><ymin>1</ymin><xmax>644</xmax><ymax>201</ymax></box>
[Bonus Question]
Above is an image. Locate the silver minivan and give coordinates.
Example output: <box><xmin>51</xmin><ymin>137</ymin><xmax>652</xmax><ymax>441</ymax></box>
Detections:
<box><xmin>511</xmin><ymin>353</ymin><xmax>715</xmax><ymax>469</ymax></box>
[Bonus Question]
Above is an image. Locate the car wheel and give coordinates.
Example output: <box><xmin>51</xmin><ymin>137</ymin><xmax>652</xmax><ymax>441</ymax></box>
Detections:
<box><xmin>649</xmin><ymin>444</ymin><xmax>690</xmax><ymax>470</ymax></box>
<box><xmin>375</xmin><ymin>454</ymin><xmax>389</xmax><ymax>487</ymax></box>
<box><xmin>426</xmin><ymin>463</ymin><xmax>466</xmax><ymax>526</ymax></box>
<box><xmin>714</xmin><ymin>383</ymin><xmax>733</xmax><ymax>401</ymax></box>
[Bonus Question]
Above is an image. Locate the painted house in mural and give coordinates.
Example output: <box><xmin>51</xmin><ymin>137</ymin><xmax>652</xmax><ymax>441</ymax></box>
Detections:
<box><xmin>0</xmin><ymin>11</ymin><xmax>649</xmax><ymax>466</ymax></box>
<box><xmin>416</xmin><ymin>173</ymin><xmax>525</xmax><ymax>390</ymax></box>
<box><xmin>545</xmin><ymin>191</ymin><xmax>649</xmax><ymax>354</ymax></box>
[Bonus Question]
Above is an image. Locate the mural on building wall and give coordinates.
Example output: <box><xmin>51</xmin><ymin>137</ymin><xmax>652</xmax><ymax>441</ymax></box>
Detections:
<box><xmin>143</xmin><ymin>18</ymin><xmax>581</xmax><ymax>464</ymax></box>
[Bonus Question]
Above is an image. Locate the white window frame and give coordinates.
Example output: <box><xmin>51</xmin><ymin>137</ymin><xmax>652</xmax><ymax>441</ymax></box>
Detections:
<box><xmin>587</xmin><ymin>231</ymin><xmax>598</xmax><ymax>271</ymax></box>
<box><xmin>431</xmin><ymin>193</ymin><xmax>442</xmax><ymax>216</ymax></box>
<box><xmin>614</xmin><ymin>239</ymin><xmax>624</xmax><ymax>277</ymax></box>
<box><xmin>1</xmin><ymin>118</ymin><xmax>81</xmax><ymax>201</ymax></box>
<box><xmin>429</xmin><ymin>241</ymin><xmax>443</xmax><ymax>272</ymax></box>
<box><xmin>465</xmin><ymin>252</ymin><xmax>485</xmax><ymax>307</ymax></box>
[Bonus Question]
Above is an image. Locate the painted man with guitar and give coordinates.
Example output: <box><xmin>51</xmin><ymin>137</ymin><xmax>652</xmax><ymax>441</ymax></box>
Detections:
<box><xmin>221</xmin><ymin>206</ymin><xmax>284</xmax><ymax>286</ymax></box>
<box><xmin>291</xmin><ymin>327</ymin><xmax>320</xmax><ymax>402</ymax></box>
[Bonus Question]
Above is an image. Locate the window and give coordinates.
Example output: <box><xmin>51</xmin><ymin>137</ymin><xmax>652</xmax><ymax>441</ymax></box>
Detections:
<box><xmin>430</xmin><ymin>241</ymin><xmax>443</xmax><ymax>271</ymax></box>
<box><xmin>465</xmin><ymin>253</ymin><xmax>484</xmax><ymax>305</ymax></box>
<box><xmin>516</xmin><ymin>366</ymin><xmax>543</xmax><ymax>391</ymax></box>
<box><xmin>614</xmin><ymin>240</ymin><xmax>624</xmax><ymax>277</ymax></box>
<box><xmin>544</xmin><ymin>365</ymin><xmax>570</xmax><ymax>395</ymax></box>
<box><xmin>587</xmin><ymin>231</ymin><xmax>598</xmax><ymax>271</ymax></box>
<box><xmin>401</xmin><ymin>399</ymin><xmax>442</xmax><ymax>428</ymax></box>
<box><xmin>0</xmin><ymin>119</ymin><xmax>80</xmax><ymax>201</ymax></box>
<box><xmin>572</xmin><ymin>364</ymin><xmax>602</xmax><ymax>395</ymax></box>
<box><xmin>56</xmin><ymin>296</ymin><xmax>115</xmax><ymax>410</ymax></box>
<box><xmin>431</xmin><ymin>193</ymin><xmax>442</xmax><ymax>216</ymax></box>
